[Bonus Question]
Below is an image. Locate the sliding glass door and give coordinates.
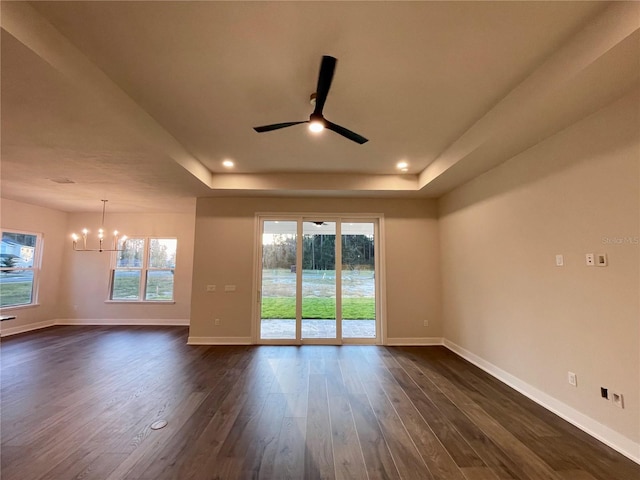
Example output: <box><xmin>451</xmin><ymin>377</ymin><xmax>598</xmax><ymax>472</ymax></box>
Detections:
<box><xmin>258</xmin><ymin>216</ymin><xmax>380</xmax><ymax>344</ymax></box>
<box><xmin>302</xmin><ymin>221</ymin><xmax>337</xmax><ymax>340</ymax></box>
<box><xmin>259</xmin><ymin>221</ymin><xmax>298</xmax><ymax>340</ymax></box>
<box><xmin>341</xmin><ymin>221</ymin><xmax>376</xmax><ymax>339</ymax></box>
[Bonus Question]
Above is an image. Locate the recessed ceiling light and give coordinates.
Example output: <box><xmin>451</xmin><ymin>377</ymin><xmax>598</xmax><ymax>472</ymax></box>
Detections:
<box><xmin>396</xmin><ymin>161</ymin><xmax>409</xmax><ymax>170</ymax></box>
<box><xmin>222</xmin><ymin>159</ymin><xmax>234</xmax><ymax>168</ymax></box>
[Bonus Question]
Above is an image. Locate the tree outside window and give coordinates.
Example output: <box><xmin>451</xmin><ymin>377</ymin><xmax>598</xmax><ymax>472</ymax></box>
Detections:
<box><xmin>110</xmin><ymin>238</ymin><xmax>176</xmax><ymax>301</ymax></box>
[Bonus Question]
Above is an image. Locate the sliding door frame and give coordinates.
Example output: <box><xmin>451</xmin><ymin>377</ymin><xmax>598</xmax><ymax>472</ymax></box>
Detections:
<box><xmin>253</xmin><ymin>213</ymin><xmax>386</xmax><ymax>345</ymax></box>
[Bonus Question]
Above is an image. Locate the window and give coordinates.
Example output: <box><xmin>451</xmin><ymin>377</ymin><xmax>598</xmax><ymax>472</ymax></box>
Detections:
<box><xmin>110</xmin><ymin>237</ymin><xmax>177</xmax><ymax>302</ymax></box>
<box><xmin>0</xmin><ymin>230</ymin><xmax>42</xmax><ymax>308</ymax></box>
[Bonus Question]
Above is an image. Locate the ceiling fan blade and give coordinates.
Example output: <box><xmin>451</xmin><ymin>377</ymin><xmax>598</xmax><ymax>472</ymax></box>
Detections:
<box><xmin>313</xmin><ymin>56</ymin><xmax>336</xmax><ymax>115</ymax></box>
<box><xmin>325</xmin><ymin>120</ymin><xmax>368</xmax><ymax>144</ymax></box>
<box><xmin>253</xmin><ymin>121</ymin><xmax>308</xmax><ymax>133</ymax></box>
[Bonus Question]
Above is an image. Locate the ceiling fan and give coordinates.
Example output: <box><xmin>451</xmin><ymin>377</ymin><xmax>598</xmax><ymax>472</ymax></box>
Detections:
<box><xmin>253</xmin><ymin>55</ymin><xmax>368</xmax><ymax>144</ymax></box>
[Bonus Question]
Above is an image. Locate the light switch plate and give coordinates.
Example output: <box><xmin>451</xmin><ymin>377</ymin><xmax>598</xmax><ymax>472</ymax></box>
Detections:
<box><xmin>555</xmin><ymin>254</ymin><xmax>564</xmax><ymax>266</ymax></box>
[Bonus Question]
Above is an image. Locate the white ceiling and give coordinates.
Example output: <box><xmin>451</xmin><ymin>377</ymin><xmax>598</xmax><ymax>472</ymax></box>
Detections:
<box><xmin>1</xmin><ymin>1</ymin><xmax>638</xmax><ymax>213</ymax></box>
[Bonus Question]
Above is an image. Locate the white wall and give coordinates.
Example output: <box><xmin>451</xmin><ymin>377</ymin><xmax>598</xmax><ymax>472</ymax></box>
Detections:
<box><xmin>0</xmin><ymin>198</ymin><xmax>67</xmax><ymax>333</ymax></box>
<box><xmin>438</xmin><ymin>89</ymin><xmax>639</xmax><ymax>454</ymax></box>
<box><xmin>189</xmin><ymin>197</ymin><xmax>441</xmax><ymax>343</ymax></box>
<box><xmin>59</xmin><ymin>211</ymin><xmax>196</xmax><ymax>324</ymax></box>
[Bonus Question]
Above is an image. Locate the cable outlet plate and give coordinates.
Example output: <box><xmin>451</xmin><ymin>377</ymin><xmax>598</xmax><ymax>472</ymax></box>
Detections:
<box><xmin>596</xmin><ymin>253</ymin><xmax>607</xmax><ymax>267</ymax></box>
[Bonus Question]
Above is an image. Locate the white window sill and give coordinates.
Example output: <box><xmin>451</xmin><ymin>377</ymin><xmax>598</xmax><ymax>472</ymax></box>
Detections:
<box><xmin>0</xmin><ymin>303</ymin><xmax>40</xmax><ymax>312</ymax></box>
<box><xmin>104</xmin><ymin>300</ymin><xmax>175</xmax><ymax>305</ymax></box>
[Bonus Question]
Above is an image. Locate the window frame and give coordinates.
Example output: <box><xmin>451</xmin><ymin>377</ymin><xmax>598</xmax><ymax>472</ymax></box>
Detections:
<box><xmin>0</xmin><ymin>229</ymin><xmax>43</xmax><ymax>310</ymax></box>
<box><xmin>108</xmin><ymin>236</ymin><xmax>177</xmax><ymax>303</ymax></box>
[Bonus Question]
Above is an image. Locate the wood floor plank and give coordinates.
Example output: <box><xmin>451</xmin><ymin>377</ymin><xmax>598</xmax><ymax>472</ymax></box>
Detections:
<box><xmin>328</xmin><ymin>393</ymin><xmax>368</xmax><ymax>480</ymax></box>
<box><xmin>408</xmin><ymin>348</ymin><xmax>575</xmax><ymax>475</ymax></box>
<box><xmin>407</xmin><ymin>354</ymin><xmax>564</xmax><ymax>480</ymax></box>
<box><xmin>304</xmin><ymin>374</ymin><xmax>336</xmax><ymax>480</ymax></box>
<box><xmin>348</xmin><ymin>392</ymin><xmax>401</xmax><ymax>480</ymax></box>
<box><xmin>461</xmin><ymin>467</ymin><xmax>501</xmax><ymax>480</ymax></box>
<box><xmin>375</xmin><ymin>367</ymin><xmax>468</xmax><ymax>480</ymax></box>
<box><xmin>1</xmin><ymin>328</ymin><xmax>638</xmax><ymax>480</ymax></box>
<box><xmin>325</xmin><ymin>357</ymin><xmax>348</xmax><ymax>397</ymax></box>
<box><xmin>384</xmin><ymin>359</ymin><xmax>487</xmax><ymax>470</ymax></box>
<box><xmin>358</xmin><ymin>366</ymin><xmax>434</xmax><ymax>480</ymax></box>
<box><xmin>104</xmin><ymin>391</ymin><xmax>207</xmax><ymax>480</ymax></box>
<box><xmin>555</xmin><ymin>470</ymin><xmax>599</xmax><ymax>480</ymax></box>
<box><xmin>41</xmin><ymin>450</ymin><xmax>127</xmax><ymax>480</ymax></box>
<box><xmin>272</xmin><ymin>416</ymin><xmax>307</xmax><ymax>480</ymax></box>
<box><xmin>238</xmin><ymin>393</ymin><xmax>288</xmax><ymax>479</ymax></box>
<box><xmin>395</xmin><ymin>352</ymin><xmax>542</xmax><ymax>479</ymax></box>
<box><xmin>135</xmin><ymin>372</ymin><xmax>248</xmax><ymax>479</ymax></box>
<box><xmin>175</xmin><ymin>392</ymin><xmax>250</xmax><ymax>480</ymax></box>
<box><xmin>429</xmin><ymin>350</ymin><xmax>557</xmax><ymax>438</ymax></box>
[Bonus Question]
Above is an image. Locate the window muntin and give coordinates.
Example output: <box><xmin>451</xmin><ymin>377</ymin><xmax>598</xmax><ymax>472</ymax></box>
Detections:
<box><xmin>110</xmin><ymin>237</ymin><xmax>176</xmax><ymax>302</ymax></box>
<box><xmin>0</xmin><ymin>230</ymin><xmax>42</xmax><ymax>308</ymax></box>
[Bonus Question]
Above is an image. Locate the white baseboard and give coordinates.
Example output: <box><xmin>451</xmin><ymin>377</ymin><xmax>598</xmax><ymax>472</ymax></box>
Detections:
<box><xmin>187</xmin><ymin>336</ymin><xmax>253</xmax><ymax>345</ymax></box>
<box><xmin>0</xmin><ymin>318</ymin><xmax>189</xmax><ymax>337</ymax></box>
<box><xmin>57</xmin><ymin>318</ymin><xmax>189</xmax><ymax>326</ymax></box>
<box><xmin>443</xmin><ymin>339</ymin><xmax>640</xmax><ymax>465</ymax></box>
<box><xmin>386</xmin><ymin>337</ymin><xmax>443</xmax><ymax>346</ymax></box>
<box><xmin>0</xmin><ymin>319</ymin><xmax>56</xmax><ymax>337</ymax></box>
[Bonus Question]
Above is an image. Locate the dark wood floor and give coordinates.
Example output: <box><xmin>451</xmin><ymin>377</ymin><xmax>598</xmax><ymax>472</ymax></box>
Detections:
<box><xmin>1</xmin><ymin>326</ymin><xmax>638</xmax><ymax>480</ymax></box>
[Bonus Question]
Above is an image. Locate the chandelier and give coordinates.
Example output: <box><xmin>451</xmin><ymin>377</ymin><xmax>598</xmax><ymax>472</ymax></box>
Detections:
<box><xmin>71</xmin><ymin>200</ymin><xmax>127</xmax><ymax>252</ymax></box>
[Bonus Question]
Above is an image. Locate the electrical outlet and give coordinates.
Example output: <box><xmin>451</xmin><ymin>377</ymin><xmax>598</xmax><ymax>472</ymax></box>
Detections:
<box><xmin>585</xmin><ymin>254</ymin><xmax>595</xmax><ymax>266</ymax></box>
<box><xmin>568</xmin><ymin>371</ymin><xmax>577</xmax><ymax>387</ymax></box>
<box><xmin>423</xmin><ymin>319</ymin><xmax>429</xmax><ymax>327</ymax></box>
<box><xmin>555</xmin><ymin>254</ymin><xmax>564</xmax><ymax>266</ymax></box>
<box><xmin>206</xmin><ymin>284</ymin><xmax>216</xmax><ymax>292</ymax></box>
<box><xmin>611</xmin><ymin>392</ymin><xmax>624</xmax><ymax>409</ymax></box>
<box><xmin>214</xmin><ymin>318</ymin><xmax>220</xmax><ymax>326</ymax></box>
<box><xmin>224</xmin><ymin>285</ymin><xmax>236</xmax><ymax>292</ymax></box>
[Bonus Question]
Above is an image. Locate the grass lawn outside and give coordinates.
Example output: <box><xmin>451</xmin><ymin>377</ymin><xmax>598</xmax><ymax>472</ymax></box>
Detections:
<box><xmin>112</xmin><ymin>271</ymin><xmax>174</xmax><ymax>300</ymax></box>
<box><xmin>261</xmin><ymin>297</ymin><xmax>374</xmax><ymax>319</ymax></box>
<box><xmin>0</xmin><ymin>281</ymin><xmax>32</xmax><ymax>307</ymax></box>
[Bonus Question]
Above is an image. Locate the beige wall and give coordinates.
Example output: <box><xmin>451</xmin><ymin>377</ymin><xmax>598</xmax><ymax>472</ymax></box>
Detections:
<box><xmin>60</xmin><ymin>211</ymin><xmax>195</xmax><ymax>322</ymax></box>
<box><xmin>438</xmin><ymin>90</ymin><xmax>639</xmax><ymax>444</ymax></box>
<box><xmin>0</xmin><ymin>198</ymin><xmax>67</xmax><ymax>331</ymax></box>
<box><xmin>189</xmin><ymin>197</ymin><xmax>440</xmax><ymax>341</ymax></box>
